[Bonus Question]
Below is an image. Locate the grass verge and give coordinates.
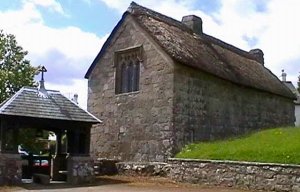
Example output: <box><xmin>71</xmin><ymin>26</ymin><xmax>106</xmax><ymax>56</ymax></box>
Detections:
<box><xmin>176</xmin><ymin>127</ymin><xmax>300</xmax><ymax>164</ymax></box>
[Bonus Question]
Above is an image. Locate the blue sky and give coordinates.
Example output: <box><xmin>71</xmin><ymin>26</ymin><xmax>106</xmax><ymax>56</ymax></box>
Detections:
<box><xmin>0</xmin><ymin>0</ymin><xmax>117</xmax><ymax>34</ymax></box>
<box><xmin>0</xmin><ymin>0</ymin><xmax>299</xmax><ymax>107</ymax></box>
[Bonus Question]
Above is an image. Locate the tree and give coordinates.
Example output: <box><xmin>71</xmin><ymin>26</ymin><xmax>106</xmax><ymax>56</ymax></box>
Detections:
<box><xmin>0</xmin><ymin>30</ymin><xmax>37</xmax><ymax>103</ymax></box>
<box><xmin>297</xmin><ymin>75</ymin><xmax>300</xmax><ymax>93</ymax></box>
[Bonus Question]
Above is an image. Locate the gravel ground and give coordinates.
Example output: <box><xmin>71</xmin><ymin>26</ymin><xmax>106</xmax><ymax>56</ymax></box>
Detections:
<box><xmin>0</xmin><ymin>176</ymin><xmax>254</xmax><ymax>192</ymax></box>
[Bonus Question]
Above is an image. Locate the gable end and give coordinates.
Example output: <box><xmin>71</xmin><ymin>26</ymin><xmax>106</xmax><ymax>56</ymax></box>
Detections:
<box><xmin>85</xmin><ymin>12</ymin><xmax>130</xmax><ymax>79</ymax></box>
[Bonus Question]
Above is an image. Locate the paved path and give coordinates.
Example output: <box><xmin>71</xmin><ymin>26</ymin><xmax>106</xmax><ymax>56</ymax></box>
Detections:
<box><xmin>2</xmin><ymin>176</ymin><xmax>253</xmax><ymax>192</ymax></box>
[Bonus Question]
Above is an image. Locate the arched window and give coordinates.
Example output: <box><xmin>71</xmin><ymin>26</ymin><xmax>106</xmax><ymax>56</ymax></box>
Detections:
<box><xmin>115</xmin><ymin>47</ymin><xmax>142</xmax><ymax>94</ymax></box>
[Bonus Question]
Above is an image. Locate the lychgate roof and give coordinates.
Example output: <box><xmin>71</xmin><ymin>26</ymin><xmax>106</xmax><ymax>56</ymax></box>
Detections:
<box><xmin>0</xmin><ymin>87</ymin><xmax>101</xmax><ymax>123</ymax></box>
<box><xmin>85</xmin><ymin>2</ymin><xmax>295</xmax><ymax>100</ymax></box>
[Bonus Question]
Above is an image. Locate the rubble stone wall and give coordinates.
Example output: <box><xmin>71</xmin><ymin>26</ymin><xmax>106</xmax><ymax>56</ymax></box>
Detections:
<box><xmin>116</xmin><ymin>161</ymin><xmax>170</xmax><ymax>177</ymax></box>
<box><xmin>67</xmin><ymin>156</ymin><xmax>95</xmax><ymax>185</ymax></box>
<box><xmin>0</xmin><ymin>153</ymin><xmax>22</xmax><ymax>185</ymax></box>
<box><xmin>88</xmin><ymin>16</ymin><xmax>174</xmax><ymax>161</ymax></box>
<box><xmin>169</xmin><ymin>158</ymin><xmax>300</xmax><ymax>192</ymax></box>
<box><xmin>116</xmin><ymin>159</ymin><xmax>300</xmax><ymax>191</ymax></box>
<box><xmin>173</xmin><ymin>64</ymin><xmax>295</xmax><ymax>152</ymax></box>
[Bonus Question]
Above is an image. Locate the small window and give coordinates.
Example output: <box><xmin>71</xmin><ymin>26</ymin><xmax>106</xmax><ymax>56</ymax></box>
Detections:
<box><xmin>115</xmin><ymin>46</ymin><xmax>141</xmax><ymax>94</ymax></box>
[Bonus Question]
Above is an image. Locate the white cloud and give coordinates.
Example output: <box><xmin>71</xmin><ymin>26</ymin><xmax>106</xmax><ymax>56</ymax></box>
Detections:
<box><xmin>214</xmin><ymin>0</ymin><xmax>300</xmax><ymax>85</ymax></box>
<box><xmin>0</xmin><ymin>2</ymin><xmax>42</xmax><ymax>28</ymax></box>
<box><xmin>0</xmin><ymin>0</ymin><xmax>107</xmax><ymax>108</ymax></box>
<box><xmin>98</xmin><ymin>0</ymin><xmax>194</xmax><ymax>16</ymax></box>
<box><xmin>47</xmin><ymin>79</ymin><xmax>88</xmax><ymax>109</ymax></box>
<box><xmin>24</xmin><ymin>0</ymin><xmax>66</xmax><ymax>15</ymax></box>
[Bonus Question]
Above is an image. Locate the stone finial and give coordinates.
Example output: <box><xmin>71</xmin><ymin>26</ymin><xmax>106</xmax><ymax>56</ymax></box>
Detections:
<box><xmin>249</xmin><ymin>49</ymin><xmax>264</xmax><ymax>65</ymax></box>
<box><xmin>182</xmin><ymin>15</ymin><xmax>203</xmax><ymax>35</ymax></box>
<box><xmin>281</xmin><ymin>69</ymin><xmax>287</xmax><ymax>82</ymax></box>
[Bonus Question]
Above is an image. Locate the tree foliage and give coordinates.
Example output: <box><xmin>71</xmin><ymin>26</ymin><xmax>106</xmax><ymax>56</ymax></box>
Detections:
<box><xmin>0</xmin><ymin>30</ymin><xmax>37</xmax><ymax>103</ymax></box>
<box><xmin>18</xmin><ymin>128</ymin><xmax>50</xmax><ymax>154</ymax></box>
<box><xmin>297</xmin><ymin>75</ymin><xmax>300</xmax><ymax>93</ymax></box>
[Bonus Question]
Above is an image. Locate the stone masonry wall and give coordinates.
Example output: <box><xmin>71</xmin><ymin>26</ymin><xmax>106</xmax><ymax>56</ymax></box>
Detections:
<box><xmin>169</xmin><ymin>158</ymin><xmax>300</xmax><ymax>192</ymax></box>
<box><xmin>88</xmin><ymin>16</ymin><xmax>174</xmax><ymax>162</ymax></box>
<box><xmin>115</xmin><ymin>159</ymin><xmax>300</xmax><ymax>191</ymax></box>
<box><xmin>0</xmin><ymin>153</ymin><xmax>22</xmax><ymax>185</ymax></box>
<box><xmin>67</xmin><ymin>156</ymin><xmax>95</xmax><ymax>185</ymax></box>
<box><xmin>296</xmin><ymin>105</ymin><xmax>300</xmax><ymax>126</ymax></box>
<box><xmin>116</xmin><ymin>161</ymin><xmax>170</xmax><ymax>177</ymax></box>
<box><xmin>173</xmin><ymin>64</ymin><xmax>295</xmax><ymax>152</ymax></box>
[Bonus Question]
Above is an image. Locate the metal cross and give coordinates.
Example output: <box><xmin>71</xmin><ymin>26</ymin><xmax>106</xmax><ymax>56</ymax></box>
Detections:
<box><xmin>39</xmin><ymin>66</ymin><xmax>47</xmax><ymax>81</ymax></box>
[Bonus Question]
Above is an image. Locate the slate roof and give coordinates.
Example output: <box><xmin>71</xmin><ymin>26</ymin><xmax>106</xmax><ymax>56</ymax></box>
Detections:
<box><xmin>0</xmin><ymin>87</ymin><xmax>101</xmax><ymax>123</ymax></box>
<box><xmin>85</xmin><ymin>2</ymin><xmax>295</xmax><ymax>100</ymax></box>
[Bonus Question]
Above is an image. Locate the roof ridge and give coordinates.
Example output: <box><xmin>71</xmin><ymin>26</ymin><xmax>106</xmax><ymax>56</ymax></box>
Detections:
<box><xmin>128</xmin><ymin>2</ymin><xmax>194</xmax><ymax>34</ymax></box>
<box><xmin>85</xmin><ymin>2</ymin><xmax>294</xmax><ymax>99</ymax></box>
<box><xmin>23</xmin><ymin>87</ymin><xmax>38</xmax><ymax>92</ymax></box>
<box><xmin>128</xmin><ymin>3</ymin><xmax>294</xmax><ymax>99</ymax></box>
<box><xmin>201</xmin><ymin>34</ymin><xmax>258</xmax><ymax>61</ymax></box>
<box><xmin>22</xmin><ymin>86</ymin><xmax>60</xmax><ymax>94</ymax></box>
<box><xmin>0</xmin><ymin>87</ymin><xmax>25</xmax><ymax>113</ymax></box>
<box><xmin>128</xmin><ymin>1</ymin><xmax>260</xmax><ymax>63</ymax></box>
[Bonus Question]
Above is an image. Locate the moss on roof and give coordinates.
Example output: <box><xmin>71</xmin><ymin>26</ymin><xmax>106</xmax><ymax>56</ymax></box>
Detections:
<box><xmin>86</xmin><ymin>1</ymin><xmax>295</xmax><ymax>100</ymax></box>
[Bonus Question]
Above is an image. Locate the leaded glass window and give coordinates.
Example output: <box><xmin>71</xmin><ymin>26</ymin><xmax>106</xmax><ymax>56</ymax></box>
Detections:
<box><xmin>115</xmin><ymin>46</ymin><xmax>141</xmax><ymax>94</ymax></box>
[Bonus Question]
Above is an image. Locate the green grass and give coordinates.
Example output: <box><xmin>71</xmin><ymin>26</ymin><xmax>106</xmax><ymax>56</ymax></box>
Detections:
<box><xmin>176</xmin><ymin>127</ymin><xmax>300</xmax><ymax>164</ymax></box>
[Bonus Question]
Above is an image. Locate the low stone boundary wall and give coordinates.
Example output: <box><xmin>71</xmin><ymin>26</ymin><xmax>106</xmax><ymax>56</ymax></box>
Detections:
<box><xmin>116</xmin><ymin>162</ymin><xmax>170</xmax><ymax>176</ymax></box>
<box><xmin>168</xmin><ymin>158</ymin><xmax>300</xmax><ymax>192</ymax></box>
<box><xmin>67</xmin><ymin>156</ymin><xmax>95</xmax><ymax>184</ymax></box>
<box><xmin>94</xmin><ymin>158</ymin><xmax>119</xmax><ymax>176</ymax></box>
<box><xmin>94</xmin><ymin>158</ymin><xmax>300</xmax><ymax>191</ymax></box>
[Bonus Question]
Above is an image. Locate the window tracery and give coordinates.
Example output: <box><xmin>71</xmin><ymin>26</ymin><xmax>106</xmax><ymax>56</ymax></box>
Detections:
<box><xmin>115</xmin><ymin>47</ymin><xmax>141</xmax><ymax>94</ymax></box>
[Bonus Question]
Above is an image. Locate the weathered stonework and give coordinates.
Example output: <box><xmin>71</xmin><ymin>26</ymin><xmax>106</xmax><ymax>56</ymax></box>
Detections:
<box><xmin>169</xmin><ymin>158</ymin><xmax>300</xmax><ymax>192</ymax></box>
<box><xmin>67</xmin><ymin>156</ymin><xmax>95</xmax><ymax>184</ymax></box>
<box><xmin>296</xmin><ymin>104</ymin><xmax>300</xmax><ymax>126</ymax></box>
<box><xmin>115</xmin><ymin>159</ymin><xmax>300</xmax><ymax>191</ymax></box>
<box><xmin>88</xmin><ymin>16</ymin><xmax>174</xmax><ymax>162</ymax></box>
<box><xmin>116</xmin><ymin>161</ymin><xmax>170</xmax><ymax>177</ymax></box>
<box><xmin>87</xmin><ymin>6</ymin><xmax>295</xmax><ymax>162</ymax></box>
<box><xmin>0</xmin><ymin>153</ymin><xmax>22</xmax><ymax>185</ymax></box>
<box><xmin>173</xmin><ymin>64</ymin><xmax>295</xmax><ymax>152</ymax></box>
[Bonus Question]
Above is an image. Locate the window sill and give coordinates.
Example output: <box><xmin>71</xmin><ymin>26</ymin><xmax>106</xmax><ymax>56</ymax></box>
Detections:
<box><xmin>115</xmin><ymin>91</ymin><xmax>140</xmax><ymax>97</ymax></box>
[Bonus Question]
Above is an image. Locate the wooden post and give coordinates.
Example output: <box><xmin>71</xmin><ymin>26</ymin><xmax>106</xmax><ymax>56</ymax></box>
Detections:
<box><xmin>56</xmin><ymin>131</ymin><xmax>62</xmax><ymax>155</ymax></box>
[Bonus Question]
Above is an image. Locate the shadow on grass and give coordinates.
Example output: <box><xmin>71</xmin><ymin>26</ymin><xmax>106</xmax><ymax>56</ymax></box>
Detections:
<box><xmin>19</xmin><ymin>176</ymin><xmax>130</xmax><ymax>190</ymax></box>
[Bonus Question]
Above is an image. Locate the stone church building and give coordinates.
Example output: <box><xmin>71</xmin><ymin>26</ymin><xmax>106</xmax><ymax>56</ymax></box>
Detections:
<box><xmin>85</xmin><ymin>2</ymin><xmax>296</xmax><ymax>162</ymax></box>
